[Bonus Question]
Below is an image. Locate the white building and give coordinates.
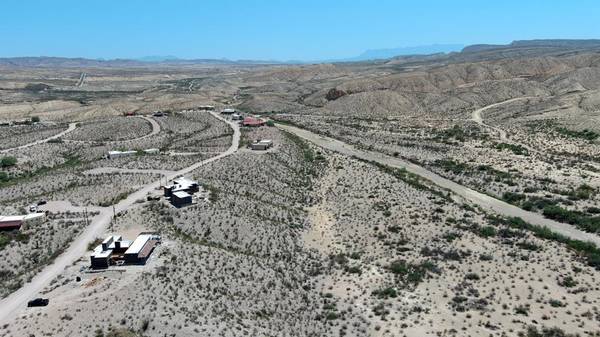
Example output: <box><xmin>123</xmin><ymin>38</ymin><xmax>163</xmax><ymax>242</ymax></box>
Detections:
<box><xmin>107</xmin><ymin>150</ymin><xmax>137</xmax><ymax>159</ymax></box>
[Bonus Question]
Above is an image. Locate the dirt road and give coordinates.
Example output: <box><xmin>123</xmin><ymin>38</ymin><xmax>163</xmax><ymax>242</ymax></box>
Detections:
<box><xmin>470</xmin><ymin>97</ymin><xmax>532</xmax><ymax>140</ymax></box>
<box><xmin>76</xmin><ymin>72</ymin><xmax>87</xmax><ymax>87</ymax></box>
<box><xmin>0</xmin><ymin>111</ymin><xmax>239</xmax><ymax>325</ymax></box>
<box><xmin>0</xmin><ymin>122</ymin><xmax>78</xmax><ymax>154</ymax></box>
<box><xmin>83</xmin><ymin>167</ymin><xmax>175</xmax><ymax>176</ymax></box>
<box><xmin>277</xmin><ymin>123</ymin><xmax>600</xmax><ymax>246</ymax></box>
<box><xmin>62</xmin><ymin>115</ymin><xmax>160</xmax><ymax>144</ymax></box>
<box><xmin>137</xmin><ymin>115</ymin><xmax>161</xmax><ymax>140</ymax></box>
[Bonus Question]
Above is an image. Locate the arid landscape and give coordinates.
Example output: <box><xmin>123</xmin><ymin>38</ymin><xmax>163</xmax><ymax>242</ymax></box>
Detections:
<box><xmin>1</xmin><ymin>40</ymin><xmax>600</xmax><ymax>337</ymax></box>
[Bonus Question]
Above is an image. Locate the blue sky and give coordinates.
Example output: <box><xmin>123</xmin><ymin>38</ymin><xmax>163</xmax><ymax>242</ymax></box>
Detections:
<box><xmin>0</xmin><ymin>0</ymin><xmax>598</xmax><ymax>60</ymax></box>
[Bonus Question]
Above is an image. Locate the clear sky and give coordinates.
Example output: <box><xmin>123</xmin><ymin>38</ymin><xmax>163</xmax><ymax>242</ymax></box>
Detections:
<box><xmin>0</xmin><ymin>0</ymin><xmax>598</xmax><ymax>61</ymax></box>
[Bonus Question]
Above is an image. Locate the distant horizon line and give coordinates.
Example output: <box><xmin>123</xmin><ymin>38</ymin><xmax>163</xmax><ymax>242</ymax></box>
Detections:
<box><xmin>3</xmin><ymin>38</ymin><xmax>600</xmax><ymax>64</ymax></box>
<box><xmin>0</xmin><ymin>43</ymin><xmax>468</xmax><ymax>64</ymax></box>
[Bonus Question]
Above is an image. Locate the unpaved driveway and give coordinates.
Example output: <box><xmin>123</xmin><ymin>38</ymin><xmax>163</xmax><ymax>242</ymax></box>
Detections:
<box><xmin>0</xmin><ymin>111</ymin><xmax>239</xmax><ymax>325</ymax></box>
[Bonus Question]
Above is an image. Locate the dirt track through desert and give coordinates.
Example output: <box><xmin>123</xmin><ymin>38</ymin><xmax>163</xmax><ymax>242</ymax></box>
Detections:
<box><xmin>278</xmin><ymin>123</ymin><xmax>600</xmax><ymax>246</ymax></box>
<box><xmin>0</xmin><ymin>122</ymin><xmax>78</xmax><ymax>154</ymax></box>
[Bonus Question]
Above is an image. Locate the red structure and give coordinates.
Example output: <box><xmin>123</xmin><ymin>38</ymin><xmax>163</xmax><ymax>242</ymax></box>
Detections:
<box><xmin>0</xmin><ymin>217</ymin><xmax>23</xmax><ymax>231</ymax></box>
<box><xmin>242</xmin><ymin>116</ymin><xmax>266</xmax><ymax>127</ymax></box>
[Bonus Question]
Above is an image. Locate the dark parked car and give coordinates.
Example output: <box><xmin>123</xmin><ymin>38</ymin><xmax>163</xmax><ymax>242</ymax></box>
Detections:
<box><xmin>37</xmin><ymin>200</ymin><xmax>47</xmax><ymax>206</ymax></box>
<box><xmin>27</xmin><ymin>298</ymin><xmax>49</xmax><ymax>307</ymax></box>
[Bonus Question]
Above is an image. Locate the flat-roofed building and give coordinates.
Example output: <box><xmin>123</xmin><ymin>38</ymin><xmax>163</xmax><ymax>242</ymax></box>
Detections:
<box><xmin>90</xmin><ymin>235</ymin><xmax>131</xmax><ymax>269</ymax></box>
<box><xmin>108</xmin><ymin>150</ymin><xmax>137</xmax><ymax>159</ymax></box>
<box><xmin>91</xmin><ymin>234</ymin><xmax>157</xmax><ymax>269</ymax></box>
<box><xmin>124</xmin><ymin>233</ymin><xmax>160</xmax><ymax>265</ymax></box>
<box><xmin>171</xmin><ymin>191</ymin><xmax>192</xmax><ymax>208</ymax></box>
<box><xmin>164</xmin><ymin>177</ymin><xmax>199</xmax><ymax>197</ymax></box>
<box><xmin>251</xmin><ymin>139</ymin><xmax>274</xmax><ymax>151</ymax></box>
<box><xmin>90</xmin><ymin>247</ymin><xmax>112</xmax><ymax>269</ymax></box>
<box><xmin>0</xmin><ymin>216</ymin><xmax>24</xmax><ymax>231</ymax></box>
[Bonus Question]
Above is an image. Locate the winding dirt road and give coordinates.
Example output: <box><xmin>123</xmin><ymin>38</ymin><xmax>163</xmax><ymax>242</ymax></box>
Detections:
<box><xmin>0</xmin><ymin>111</ymin><xmax>239</xmax><ymax>325</ymax></box>
<box><xmin>471</xmin><ymin>97</ymin><xmax>532</xmax><ymax>140</ymax></box>
<box><xmin>62</xmin><ymin>115</ymin><xmax>160</xmax><ymax>144</ymax></box>
<box><xmin>136</xmin><ymin>115</ymin><xmax>161</xmax><ymax>140</ymax></box>
<box><xmin>277</xmin><ymin>123</ymin><xmax>600</xmax><ymax>246</ymax></box>
<box><xmin>0</xmin><ymin>123</ymin><xmax>78</xmax><ymax>154</ymax></box>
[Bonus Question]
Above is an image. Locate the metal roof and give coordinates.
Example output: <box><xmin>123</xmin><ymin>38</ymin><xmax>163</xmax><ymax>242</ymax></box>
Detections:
<box><xmin>125</xmin><ymin>234</ymin><xmax>152</xmax><ymax>255</ymax></box>
<box><xmin>172</xmin><ymin>191</ymin><xmax>191</xmax><ymax>199</ymax></box>
<box><xmin>0</xmin><ymin>216</ymin><xmax>25</xmax><ymax>222</ymax></box>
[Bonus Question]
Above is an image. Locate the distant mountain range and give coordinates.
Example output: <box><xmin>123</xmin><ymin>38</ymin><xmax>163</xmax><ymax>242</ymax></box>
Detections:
<box><xmin>343</xmin><ymin>44</ymin><xmax>465</xmax><ymax>61</ymax></box>
<box><xmin>2</xmin><ymin>40</ymin><xmax>600</xmax><ymax>68</ymax></box>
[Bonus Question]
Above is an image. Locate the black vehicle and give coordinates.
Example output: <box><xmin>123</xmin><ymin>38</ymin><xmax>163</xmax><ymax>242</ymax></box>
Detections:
<box><xmin>37</xmin><ymin>200</ymin><xmax>47</xmax><ymax>206</ymax></box>
<box><xmin>27</xmin><ymin>298</ymin><xmax>49</xmax><ymax>307</ymax></box>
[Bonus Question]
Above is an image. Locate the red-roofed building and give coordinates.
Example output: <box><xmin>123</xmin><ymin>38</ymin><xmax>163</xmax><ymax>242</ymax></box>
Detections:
<box><xmin>0</xmin><ymin>216</ymin><xmax>23</xmax><ymax>231</ymax></box>
<box><xmin>242</xmin><ymin>117</ymin><xmax>266</xmax><ymax>127</ymax></box>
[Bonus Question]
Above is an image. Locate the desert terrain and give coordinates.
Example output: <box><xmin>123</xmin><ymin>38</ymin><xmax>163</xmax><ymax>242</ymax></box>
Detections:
<box><xmin>1</xmin><ymin>40</ymin><xmax>600</xmax><ymax>337</ymax></box>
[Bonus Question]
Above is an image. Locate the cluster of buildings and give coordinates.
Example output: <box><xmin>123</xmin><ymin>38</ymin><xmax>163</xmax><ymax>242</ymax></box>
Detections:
<box><xmin>0</xmin><ymin>213</ymin><xmax>46</xmax><ymax>231</ymax></box>
<box><xmin>107</xmin><ymin>148</ymin><xmax>159</xmax><ymax>159</ymax></box>
<box><xmin>219</xmin><ymin>106</ymin><xmax>271</xmax><ymax>127</ymax></box>
<box><xmin>90</xmin><ymin>232</ymin><xmax>161</xmax><ymax>269</ymax></box>
<box><xmin>163</xmin><ymin>177</ymin><xmax>203</xmax><ymax>207</ymax></box>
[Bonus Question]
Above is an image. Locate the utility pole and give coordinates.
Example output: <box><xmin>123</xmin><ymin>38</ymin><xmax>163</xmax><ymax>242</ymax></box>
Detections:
<box><xmin>112</xmin><ymin>204</ymin><xmax>116</xmax><ymax>232</ymax></box>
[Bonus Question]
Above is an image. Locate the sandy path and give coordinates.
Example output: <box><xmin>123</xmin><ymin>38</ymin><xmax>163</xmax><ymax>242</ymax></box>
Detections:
<box><xmin>470</xmin><ymin>97</ymin><xmax>533</xmax><ymax>140</ymax></box>
<box><xmin>0</xmin><ymin>123</ymin><xmax>77</xmax><ymax>154</ymax></box>
<box><xmin>278</xmin><ymin>123</ymin><xmax>600</xmax><ymax>246</ymax></box>
<box><xmin>82</xmin><ymin>167</ymin><xmax>175</xmax><ymax>176</ymax></box>
<box><xmin>0</xmin><ymin>111</ymin><xmax>239</xmax><ymax>325</ymax></box>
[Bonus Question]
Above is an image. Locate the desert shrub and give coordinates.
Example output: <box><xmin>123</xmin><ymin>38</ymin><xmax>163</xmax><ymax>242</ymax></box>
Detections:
<box><xmin>387</xmin><ymin>260</ymin><xmax>439</xmax><ymax>287</ymax></box>
<box><xmin>587</xmin><ymin>207</ymin><xmax>600</xmax><ymax>214</ymax></box>
<box><xmin>0</xmin><ymin>156</ymin><xmax>17</xmax><ymax>168</ymax></box>
<box><xmin>479</xmin><ymin>253</ymin><xmax>493</xmax><ymax>261</ymax></box>
<box><xmin>0</xmin><ymin>233</ymin><xmax>10</xmax><ymax>250</ymax></box>
<box><xmin>558</xmin><ymin>276</ymin><xmax>577</xmax><ymax>288</ymax></box>
<box><xmin>542</xmin><ymin>205</ymin><xmax>600</xmax><ymax>233</ymax></box>
<box><xmin>496</xmin><ymin>142</ymin><xmax>529</xmax><ymax>155</ymax></box>
<box><xmin>464</xmin><ymin>273</ymin><xmax>480</xmax><ymax>280</ymax></box>
<box><xmin>515</xmin><ymin>305</ymin><xmax>529</xmax><ymax>315</ymax></box>
<box><xmin>345</xmin><ymin>266</ymin><xmax>361</xmax><ymax>274</ymax></box>
<box><xmin>555</xmin><ymin>127</ymin><xmax>599</xmax><ymax>141</ymax></box>
<box><xmin>478</xmin><ymin>226</ymin><xmax>497</xmax><ymax>237</ymax></box>
<box><xmin>502</xmin><ymin>192</ymin><xmax>527</xmax><ymax>204</ymax></box>
<box><xmin>372</xmin><ymin>287</ymin><xmax>398</xmax><ymax>299</ymax></box>
<box><xmin>521</xmin><ymin>325</ymin><xmax>575</xmax><ymax>337</ymax></box>
<box><xmin>517</xmin><ymin>241</ymin><xmax>542</xmax><ymax>251</ymax></box>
